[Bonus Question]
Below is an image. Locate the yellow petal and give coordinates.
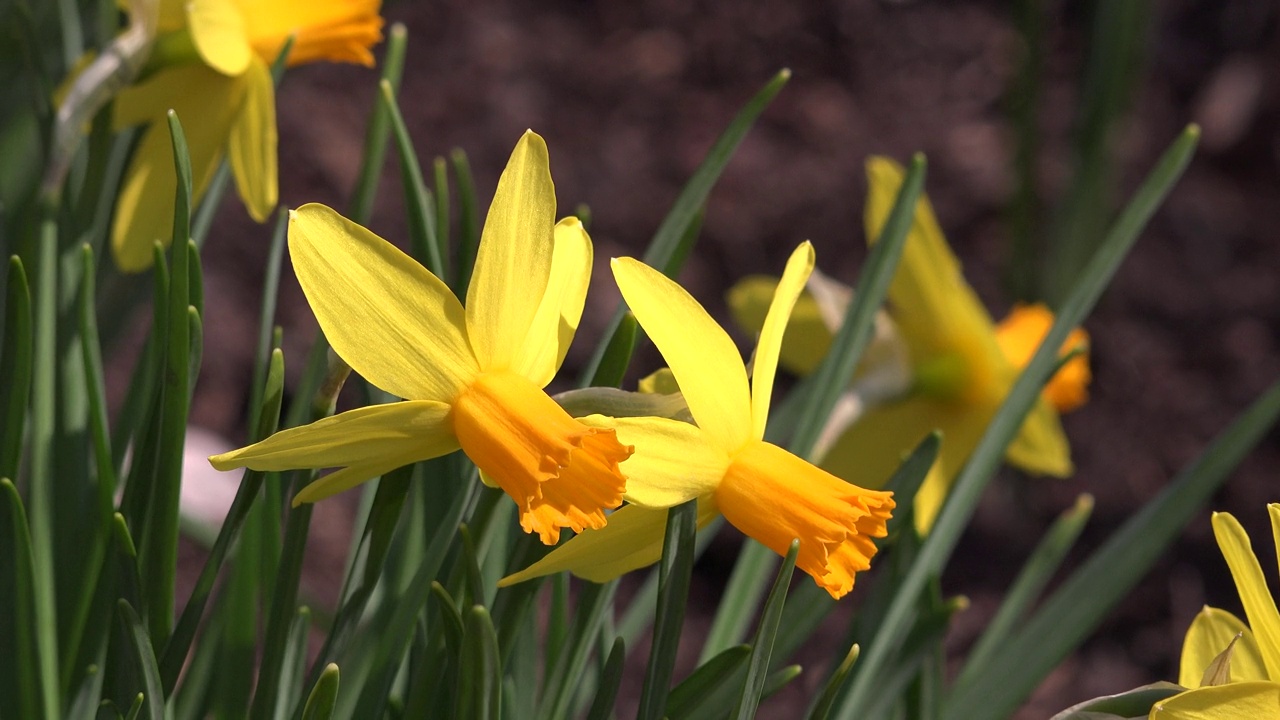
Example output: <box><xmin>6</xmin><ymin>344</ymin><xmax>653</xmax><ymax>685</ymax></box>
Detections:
<box><xmin>209</xmin><ymin>400</ymin><xmax>458</xmax><ymax>504</ymax></box>
<box><xmin>717</xmin><ymin>440</ymin><xmax>894</xmax><ymax>599</ymax></box>
<box><xmin>111</xmin><ymin>66</ymin><xmax>244</xmax><ymax>272</ymax></box>
<box><xmin>452</xmin><ymin>371</ymin><xmax>629</xmax><ymax>545</ymax></box>
<box><xmin>1149</xmin><ymin>682</ymin><xmax>1280</xmax><ymax>719</ymax></box>
<box><xmin>288</xmin><ymin>204</ymin><xmax>478</xmax><ymax>401</ymax></box>
<box><xmin>498</xmin><ymin>497</ymin><xmax>721</xmax><ymax>586</ymax></box>
<box><xmin>727</xmin><ymin>275</ymin><xmax>832</xmax><ymax>376</ymax></box>
<box><xmin>611</xmin><ymin>256</ymin><xmax>752</xmax><ymax>453</ymax></box>
<box><xmin>751</xmin><ymin>242</ymin><xmax>815</xmax><ymax>440</ymax></box>
<box><xmin>578</xmin><ymin>415</ymin><xmax>729</xmax><ymax>508</ymax></box>
<box><xmin>1270</xmin><ymin>504</ymin><xmax>1280</xmax><ymax>597</ymax></box>
<box><xmin>510</xmin><ymin>217</ymin><xmax>592</xmax><ymax>386</ymax></box>
<box><xmin>188</xmin><ymin>0</ymin><xmax>253</xmax><ymax>76</ymax></box>
<box><xmin>235</xmin><ymin>0</ymin><xmax>383</xmax><ymax>67</ymax></box>
<box><xmin>466</xmin><ymin>131</ymin><xmax>557</xmax><ymax>372</ymax></box>
<box><xmin>227</xmin><ymin>56</ymin><xmax>277</xmax><ymax>222</ymax></box>
<box><xmin>1180</xmin><ymin>607</ymin><xmax>1269</xmax><ymax>687</ymax></box>
<box><xmin>818</xmin><ymin>395</ymin><xmax>989</xmax><ymax>534</ymax></box>
<box><xmin>1213</xmin><ymin>511</ymin><xmax>1280</xmax><ymax>680</ymax></box>
<box><xmin>1005</xmin><ymin>397</ymin><xmax>1074</xmax><ymax>477</ymax></box>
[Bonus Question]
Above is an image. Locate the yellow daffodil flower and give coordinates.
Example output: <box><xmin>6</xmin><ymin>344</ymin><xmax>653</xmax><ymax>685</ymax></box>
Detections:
<box><xmin>500</xmin><ymin>242</ymin><xmax>895</xmax><ymax>599</ymax></box>
<box><xmin>110</xmin><ymin>0</ymin><xmax>383</xmax><ymax>272</ymax></box>
<box><xmin>727</xmin><ymin>156</ymin><xmax>1090</xmax><ymax>532</ymax></box>
<box><xmin>210</xmin><ymin>132</ymin><xmax>631</xmax><ymax>545</ymax></box>
<box><xmin>1150</xmin><ymin>506</ymin><xmax>1280</xmax><ymax>718</ymax></box>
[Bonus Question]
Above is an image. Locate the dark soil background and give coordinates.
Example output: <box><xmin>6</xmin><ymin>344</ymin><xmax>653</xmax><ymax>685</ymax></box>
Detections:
<box><xmin>174</xmin><ymin>0</ymin><xmax>1280</xmax><ymax>717</ymax></box>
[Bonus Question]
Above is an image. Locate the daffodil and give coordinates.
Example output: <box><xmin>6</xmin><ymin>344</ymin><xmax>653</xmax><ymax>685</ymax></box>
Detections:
<box><xmin>727</xmin><ymin>156</ymin><xmax>1090</xmax><ymax>531</ymax></box>
<box><xmin>210</xmin><ymin>132</ymin><xmax>630</xmax><ymax>545</ymax></box>
<box><xmin>500</xmin><ymin>242</ymin><xmax>894</xmax><ymax>599</ymax></box>
<box><xmin>1149</xmin><ymin>506</ymin><xmax>1280</xmax><ymax>718</ymax></box>
<box><xmin>110</xmin><ymin>0</ymin><xmax>383</xmax><ymax>271</ymax></box>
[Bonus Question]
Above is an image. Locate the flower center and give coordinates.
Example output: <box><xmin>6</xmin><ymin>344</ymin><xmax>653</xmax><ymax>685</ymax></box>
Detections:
<box><xmin>716</xmin><ymin>440</ymin><xmax>894</xmax><ymax>599</ymax></box>
<box><xmin>451</xmin><ymin>371</ymin><xmax>631</xmax><ymax>545</ymax></box>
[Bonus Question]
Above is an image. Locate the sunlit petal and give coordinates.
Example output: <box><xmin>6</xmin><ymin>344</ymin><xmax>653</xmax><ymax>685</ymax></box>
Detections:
<box><xmin>1212</xmin><ymin>512</ymin><xmax>1280</xmax><ymax>680</ymax></box>
<box><xmin>497</xmin><ymin>497</ymin><xmax>720</xmax><ymax>586</ymax></box>
<box><xmin>1005</xmin><ymin>397</ymin><xmax>1074</xmax><ymax>477</ymax></box>
<box><xmin>288</xmin><ymin>204</ymin><xmax>478</xmax><ymax>402</ymax></box>
<box><xmin>1180</xmin><ymin>607</ymin><xmax>1268</xmax><ymax>688</ymax></box>
<box><xmin>188</xmin><ymin>0</ymin><xmax>253</xmax><ymax>75</ymax></box>
<box><xmin>227</xmin><ymin>56</ymin><xmax>277</xmax><ymax>222</ymax></box>
<box><xmin>577</xmin><ymin>415</ymin><xmax>729</xmax><ymax>508</ymax></box>
<box><xmin>510</xmin><ymin>217</ymin><xmax>592</xmax><ymax>386</ymax></box>
<box><xmin>612</xmin><ymin>256</ymin><xmax>752</xmax><ymax>452</ymax></box>
<box><xmin>209</xmin><ymin>400</ymin><xmax>455</xmax><ymax>473</ymax></box>
<box><xmin>751</xmin><ymin>241</ymin><xmax>815</xmax><ymax>439</ymax></box>
<box><xmin>727</xmin><ymin>275</ymin><xmax>832</xmax><ymax>376</ymax></box>
<box><xmin>1149</xmin><ymin>682</ymin><xmax>1280</xmax><ymax>719</ymax></box>
<box><xmin>111</xmin><ymin>66</ymin><xmax>243</xmax><ymax>272</ymax></box>
<box><xmin>466</xmin><ymin>131</ymin><xmax>556</xmax><ymax>372</ymax></box>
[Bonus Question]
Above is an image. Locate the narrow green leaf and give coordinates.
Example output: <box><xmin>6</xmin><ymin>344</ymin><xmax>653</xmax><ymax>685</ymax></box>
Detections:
<box><xmin>247</xmin><ymin>210</ymin><xmax>287</xmax><ymax>428</ymax></box>
<box><xmin>545</xmin><ymin>574</ymin><xmax>570</xmax><ymax>677</ymax></box>
<box><xmin>665</xmin><ymin>645</ymin><xmax>751</xmax><ymax>719</ymax></box>
<box><xmin>161</xmin><ymin>348</ymin><xmax>283</xmax><ymax>690</ymax></box>
<box><xmin>433</xmin><ymin>155</ymin><xmax>451</xmax><ymax>263</ymax></box>
<box><xmin>380</xmin><ymin>80</ymin><xmax>444</xmax><ymax>277</ymax></box>
<box><xmin>27</xmin><ymin>206</ymin><xmax>61</xmax><ymax>720</ymax></box>
<box><xmin>584</xmin><ymin>638</ymin><xmax>626</xmax><ymax>720</ymax></box>
<box><xmin>839</xmin><ymin>126</ymin><xmax>1199</xmax><ymax>717</ymax></box>
<box><xmin>0</xmin><ymin>257</ymin><xmax>32</xmax><ymax>481</ymax></box>
<box><xmin>450</xmin><ymin>149</ymin><xmax>479</xmax><ymax>297</ymax></box>
<box><xmin>117</xmin><ymin>600</ymin><xmax>165</xmax><ymax>720</ymax></box>
<box><xmin>860</xmin><ymin>591</ymin><xmax>964</xmax><ymax>720</ymax></box>
<box><xmin>457</xmin><ymin>606</ymin><xmax>502</xmax><ymax>720</ymax></box>
<box><xmin>536</xmin><ymin>581</ymin><xmax>617</xmax><ymax>720</ymax></box>
<box><xmin>138</xmin><ymin>111</ymin><xmax>194</xmax><ymax>648</ymax></box>
<box><xmin>187</xmin><ymin>240</ymin><xmax>203</xmax><ymax>317</ymax></box>
<box><xmin>2</xmin><ymin>478</ymin><xmax>40</xmax><ymax>720</ymax></box>
<box><xmin>588</xmin><ymin>312</ymin><xmax>638</xmax><ymax>389</ymax></box>
<box><xmin>300</xmin><ymin>664</ymin><xmax>341</xmax><ymax>720</ymax></box>
<box><xmin>636</xmin><ymin>499</ymin><xmax>699</xmax><ymax>720</ymax></box>
<box><xmin>458</xmin><ymin>523</ymin><xmax>487</xmax><ymax>609</ymax></box>
<box><xmin>1047</xmin><ymin>682</ymin><xmax>1183</xmax><ymax>720</ymax></box>
<box><xmin>348</xmin><ymin>22</ymin><xmax>408</xmax><ymax>225</ymax></box>
<box><xmin>952</xmin><ymin>494</ymin><xmax>1094</xmax><ymax>690</ymax></box>
<box><xmin>124</xmin><ymin>693</ymin><xmax>145</xmax><ymax>720</ymax></box>
<box><xmin>272</xmin><ymin>607</ymin><xmax>313</xmax><ymax>720</ymax></box>
<box><xmin>808</xmin><ymin>644</ymin><xmax>859</xmax><ymax>720</ymax></box>
<box><xmin>732</xmin><ymin>539</ymin><xmax>799</xmax><ymax>720</ymax></box>
<box><xmin>945</xmin><ymin>375</ymin><xmax>1280</xmax><ymax>719</ymax></box>
<box><xmin>431</xmin><ymin>582</ymin><xmax>466</xmax><ymax>654</ymax></box>
<box><xmin>581</xmin><ymin>69</ymin><xmax>791</xmax><ymax>384</ymax></box>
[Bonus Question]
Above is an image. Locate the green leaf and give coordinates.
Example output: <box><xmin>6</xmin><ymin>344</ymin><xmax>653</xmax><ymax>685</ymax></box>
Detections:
<box><xmin>272</xmin><ymin>607</ymin><xmax>313</xmax><ymax>720</ymax></box>
<box><xmin>837</xmin><ymin>126</ymin><xmax>1200</xmax><ymax>718</ymax></box>
<box><xmin>380</xmin><ymin>79</ymin><xmax>445</xmax><ymax>277</ymax></box>
<box><xmin>588</xmin><ymin>312</ymin><xmax>638</xmax><ymax>388</ymax></box>
<box><xmin>300</xmin><ymin>664</ymin><xmax>341</xmax><ymax>720</ymax></box>
<box><xmin>247</xmin><ymin>210</ymin><xmax>287</xmax><ymax>428</ymax></box>
<box><xmin>580</xmin><ymin>69</ymin><xmax>791</xmax><ymax>385</ymax></box>
<box><xmin>450</xmin><ymin>149</ymin><xmax>479</xmax><ymax>298</ymax></box>
<box><xmin>536</xmin><ymin>581</ymin><xmax>617</xmax><ymax>720</ymax></box>
<box><xmin>808</xmin><ymin>644</ymin><xmax>859</xmax><ymax>720</ymax></box>
<box><xmin>117</xmin><ymin>601</ymin><xmax>165</xmax><ymax>720</ymax></box>
<box><xmin>161</xmin><ymin>347</ymin><xmax>283</xmax><ymax>690</ymax></box>
<box><xmin>584</xmin><ymin>638</ymin><xmax>626</xmax><ymax>720</ymax></box>
<box><xmin>457</xmin><ymin>523</ymin><xmax>487</xmax><ymax>609</ymax></box>
<box><xmin>0</xmin><ymin>256</ymin><xmax>31</xmax><ymax>481</ymax></box>
<box><xmin>137</xmin><ymin>111</ymin><xmax>194</xmax><ymax>648</ymax></box>
<box><xmin>457</xmin><ymin>606</ymin><xmax>502</xmax><ymax>720</ymax></box>
<box><xmin>732</xmin><ymin>539</ymin><xmax>800</xmax><ymax>720</ymax></box>
<box><xmin>953</xmin><ymin>494</ymin><xmax>1094</xmax><ymax>689</ymax></box>
<box><xmin>434</xmin><ymin>156</ymin><xmax>451</xmax><ymax>257</ymax></box>
<box><xmin>636</xmin><ymin>500</ymin><xmax>699</xmax><ymax>720</ymax></box>
<box><xmin>348</xmin><ymin>22</ymin><xmax>408</xmax><ymax>225</ymax></box>
<box><xmin>945</xmin><ymin>374</ymin><xmax>1280</xmax><ymax>720</ymax></box>
<box><xmin>665</xmin><ymin>645</ymin><xmax>751</xmax><ymax>719</ymax></box>
<box><xmin>1</xmin><ymin>478</ymin><xmax>41</xmax><ymax>720</ymax></box>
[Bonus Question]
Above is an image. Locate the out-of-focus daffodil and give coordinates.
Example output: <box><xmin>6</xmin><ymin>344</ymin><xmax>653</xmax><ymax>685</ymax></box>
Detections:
<box><xmin>1150</xmin><ymin>506</ymin><xmax>1280</xmax><ymax>718</ymax></box>
<box><xmin>210</xmin><ymin>132</ymin><xmax>631</xmax><ymax>545</ymax></box>
<box><xmin>500</xmin><ymin>242</ymin><xmax>894</xmax><ymax>599</ymax></box>
<box><xmin>727</xmin><ymin>156</ymin><xmax>1090</xmax><ymax>532</ymax></box>
<box><xmin>110</xmin><ymin>0</ymin><xmax>383</xmax><ymax>272</ymax></box>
